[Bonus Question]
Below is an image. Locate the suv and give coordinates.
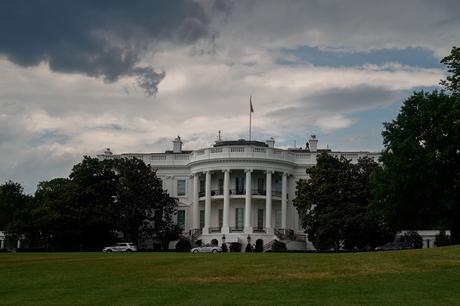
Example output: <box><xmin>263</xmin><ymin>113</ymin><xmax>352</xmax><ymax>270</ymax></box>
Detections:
<box><xmin>103</xmin><ymin>242</ymin><xmax>137</xmax><ymax>252</ymax></box>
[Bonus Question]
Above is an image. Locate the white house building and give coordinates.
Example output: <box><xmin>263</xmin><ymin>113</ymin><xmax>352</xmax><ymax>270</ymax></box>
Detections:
<box><xmin>98</xmin><ymin>135</ymin><xmax>380</xmax><ymax>251</ymax></box>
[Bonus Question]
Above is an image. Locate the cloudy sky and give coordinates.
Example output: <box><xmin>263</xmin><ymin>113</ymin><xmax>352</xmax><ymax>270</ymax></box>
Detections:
<box><xmin>0</xmin><ymin>0</ymin><xmax>458</xmax><ymax>193</ymax></box>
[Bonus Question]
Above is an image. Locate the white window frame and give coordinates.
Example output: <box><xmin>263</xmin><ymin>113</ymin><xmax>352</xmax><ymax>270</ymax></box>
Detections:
<box><xmin>176</xmin><ymin>179</ymin><xmax>186</xmax><ymax>197</ymax></box>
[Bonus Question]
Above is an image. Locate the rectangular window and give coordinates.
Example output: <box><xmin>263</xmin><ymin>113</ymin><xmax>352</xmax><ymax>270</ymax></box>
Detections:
<box><xmin>257</xmin><ymin>209</ymin><xmax>264</xmax><ymax>229</ymax></box>
<box><xmin>257</xmin><ymin>178</ymin><xmax>265</xmax><ymax>194</ymax></box>
<box><xmin>177</xmin><ymin>180</ymin><xmax>186</xmax><ymax>196</ymax></box>
<box><xmin>275</xmin><ymin>208</ymin><xmax>281</xmax><ymax>229</ymax></box>
<box><xmin>218</xmin><ymin>209</ymin><xmax>223</xmax><ymax>227</ymax></box>
<box><xmin>218</xmin><ymin>179</ymin><xmax>224</xmax><ymax>195</ymax></box>
<box><xmin>235</xmin><ymin>208</ymin><xmax>244</xmax><ymax>229</ymax></box>
<box><xmin>199</xmin><ymin>179</ymin><xmax>205</xmax><ymax>195</ymax></box>
<box><xmin>200</xmin><ymin>210</ymin><xmax>205</xmax><ymax>229</ymax></box>
<box><xmin>235</xmin><ymin>176</ymin><xmax>245</xmax><ymax>194</ymax></box>
<box><xmin>177</xmin><ymin>210</ymin><xmax>185</xmax><ymax>229</ymax></box>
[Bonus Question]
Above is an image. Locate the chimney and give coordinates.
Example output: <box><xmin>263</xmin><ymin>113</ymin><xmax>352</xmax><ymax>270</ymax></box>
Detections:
<box><xmin>308</xmin><ymin>135</ymin><xmax>318</xmax><ymax>152</ymax></box>
<box><xmin>266</xmin><ymin>137</ymin><xmax>275</xmax><ymax>148</ymax></box>
<box><xmin>173</xmin><ymin>136</ymin><xmax>183</xmax><ymax>153</ymax></box>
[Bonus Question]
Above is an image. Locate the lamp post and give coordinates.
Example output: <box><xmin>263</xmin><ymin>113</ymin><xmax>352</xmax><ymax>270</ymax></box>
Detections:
<box><xmin>222</xmin><ymin>234</ymin><xmax>227</xmax><ymax>253</ymax></box>
<box><xmin>246</xmin><ymin>235</ymin><xmax>252</xmax><ymax>253</ymax></box>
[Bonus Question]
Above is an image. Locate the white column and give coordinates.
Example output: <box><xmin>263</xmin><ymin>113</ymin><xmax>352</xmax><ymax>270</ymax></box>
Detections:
<box><xmin>17</xmin><ymin>239</ymin><xmax>21</xmax><ymax>249</ymax></box>
<box><xmin>192</xmin><ymin>173</ymin><xmax>200</xmax><ymax>229</ymax></box>
<box><xmin>0</xmin><ymin>239</ymin><xmax>4</xmax><ymax>249</ymax></box>
<box><xmin>222</xmin><ymin>169</ymin><xmax>230</xmax><ymax>233</ymax></box>
<box><xmin>265</xmin><ymin>170</ymin><xmax>273</xmax><ymax>234</ymax></box>
<box><xmin>281</xmin><ymin>172</ymin><xmax>288</xmax><ymax>229</ymax></box>
<box><xmin>244</xmin><ymin>169</ymin><xmax>253</xmax><ymax>233</ymax></box>
<box><xmin>203</xmin><ymin>171</ymin><xmax>211</xmax><ymax>234</ymax></box>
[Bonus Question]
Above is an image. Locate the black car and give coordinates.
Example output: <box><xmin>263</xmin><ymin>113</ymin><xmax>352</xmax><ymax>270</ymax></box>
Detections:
<box><xmin>375</xmin><ymin>242</ymin><xmax>413</xmax><ymax>251</ymax></box>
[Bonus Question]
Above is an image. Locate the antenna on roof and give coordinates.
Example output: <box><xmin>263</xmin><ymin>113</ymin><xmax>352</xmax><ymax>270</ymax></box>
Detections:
<box><xmin>218</xmin><ymin>130</ymin><xmax>222</xmax><ymax>141</ymax></box>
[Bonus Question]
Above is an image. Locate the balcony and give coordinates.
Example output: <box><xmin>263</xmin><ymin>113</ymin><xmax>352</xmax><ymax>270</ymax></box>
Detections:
<box><xmin>230</xmin><ymin>226</ymin><xmax>244</xmax><ymax>232</ymax></box>
<box><xmin>200</xmin><ymin>189</ymin><xmax>283</xmax><ymax>198</ymax></box>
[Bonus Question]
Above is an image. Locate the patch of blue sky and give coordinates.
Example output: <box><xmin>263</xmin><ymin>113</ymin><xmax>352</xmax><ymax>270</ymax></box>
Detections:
<box><xmin>28</xmin><ymin>130</ymin><xmax>70</xmax><ymax>146</ymax></box>
<box><xmin>278</xmin><ymin>46</ymin><xmax>443</xmax><ymax>69</ymax></box>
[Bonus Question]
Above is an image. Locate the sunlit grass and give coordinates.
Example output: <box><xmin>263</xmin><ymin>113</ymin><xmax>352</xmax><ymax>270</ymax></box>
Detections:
<box><xmin>1</xmin><ymin>246</ymin><xmax>460</xmax><ymax>305</ymax></box>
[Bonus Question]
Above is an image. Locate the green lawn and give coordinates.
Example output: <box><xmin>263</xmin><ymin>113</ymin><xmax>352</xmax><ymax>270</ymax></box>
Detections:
<box><xmin>1</xmin><ymin>246</ymin><xmax>460</xmax><ymax>305</ymax></box>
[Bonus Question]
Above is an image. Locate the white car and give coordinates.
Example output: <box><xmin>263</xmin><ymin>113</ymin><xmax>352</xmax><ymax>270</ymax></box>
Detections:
<box><xmin>103</xmin><ymin>242</ymin><xmax>137</xmax><ymax>252</ymax></box>
<box><xmin>190</xmin><ymin>245</ymin><xmax>222</xmax><ymax>253</ymax></box>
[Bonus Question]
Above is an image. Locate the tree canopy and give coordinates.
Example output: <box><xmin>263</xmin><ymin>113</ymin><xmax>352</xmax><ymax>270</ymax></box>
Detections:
<box><xmin>375</xmin><ymin>46</ymin><xmax>460</xmax><ymax>243</ymax></box>
<box><xmin>294</xmin><ymin>154</ymin><xmax>393</xmax><ymax>251</ymax></box>
<box><xmin>0</xmin><ymin>156</ymin><xmax>179</xmax><ymax>251</ymax></box>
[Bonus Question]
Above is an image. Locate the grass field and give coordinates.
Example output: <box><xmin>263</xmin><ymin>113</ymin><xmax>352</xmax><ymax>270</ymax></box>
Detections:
<box><xmin>1</xmin><ymin>246</ymin><xmax>460</xmax><ymax>305</ymax></box>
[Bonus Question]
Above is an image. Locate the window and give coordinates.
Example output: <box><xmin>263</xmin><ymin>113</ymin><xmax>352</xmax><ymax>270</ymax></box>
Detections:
<box><xmin>235</xmin><ymin>208</ymin><xmax>244</xmax><ymax>229</ymax></box>
<box><xmin>235</xmin><ymin>176</ymin><xmax>245</xmax><ymax>194</ymax></box>
<box><xmin>275</xmin><ymin>208</ymin><xmax>281</xmax><ymax>229</ymax></box>
<box><xmin>199</xmin><ymin>179</ymin><xmax>205</xmax><ymax>195</ymax></box>
<box><xmin>177</xmin><ymin>180</ymin><xmax>186</xmax><ymax>196</ymax></box>
<box><xmin>177</xmin><ymin>210</ymin><xmax>185</xmax><ymax>229</ymax></box>
<box><xmin>257</xmin><ymin>209</ymin><xmax>264</xmax><ymax>229</ymax></box>
<box><xmin>200</xmin><ymin>210</ymin><xmax>205</xmax><ymax>229</ymax></box>
<box><xmin>218</xmin><ymin>179</ymin><xmax>224</xmax><ymax>195</ymax></box>
<box><xmin>257</xmin><ymin>178</ymin><xmax>265</xmax><ymax>194</ymax></box>
<box><xmin>218</xmin><ymin>209</ymin><xmax>223</xmax><ymax>227</ymax></box>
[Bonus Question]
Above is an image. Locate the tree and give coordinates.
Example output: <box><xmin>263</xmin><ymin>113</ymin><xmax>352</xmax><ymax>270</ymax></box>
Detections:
<box><xmin>440</xmin><ymin>46</ymin><xmax>460</xmax><ymax>94</ymax></box>
<box><xmin>375</xmin><ymin>90</ymin><xmax>460</xmax><ymax>243</ymax></box>
<box><xmin>0</xmin><ymin>181</ymin><xmax>27</xmax><ymax>230</ymax></box>
<box><xmin>0</xmin><ymin>181</ymin><xmax>31</xmax><ymax>246</ymax></box>
<box><xmin>294</xmin><ymin>154</ymin><xmax>394</xmax><ymax>251</ymax></box>
<box><xmin>111</xmin><ymin>157</ymin><xmax>179</xmax><ymax>248</ymax></box>
<box><xmin>67</xmin><ymin>157</ymin><xmax>119</xmax><ymax>250</ymax></box>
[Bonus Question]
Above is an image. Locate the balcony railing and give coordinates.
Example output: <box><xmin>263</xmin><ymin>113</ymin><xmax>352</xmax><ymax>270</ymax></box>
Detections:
<box><xmin>199</xmin><ymin>189</ymin><xmax>283</xmax><ymax>197</ymax></box>
<box><xmin>209</xmin><ymin>227</ymin><xmax>221</xmax><ymax>233</ymax></box>
<box><xmin>230</xmin><ymin>226</ymin><xmax>244</xmax><ymax>232</ymax></box>
<box><xmin>104</xmin><ymin>146</ymin><xmax>381</xmax><ymax>168</ymax></box>
<box><xmin>253</xmin><ymin>227</ymin><xmax>266</xmax><ymax>233</ymax></box>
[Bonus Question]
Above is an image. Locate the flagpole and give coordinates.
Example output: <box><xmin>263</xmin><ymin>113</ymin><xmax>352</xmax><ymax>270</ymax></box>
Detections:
<box><xmin>249</xmin><ymin>96</ymin><xmax>252</xmax><ymax>141</ymax></box>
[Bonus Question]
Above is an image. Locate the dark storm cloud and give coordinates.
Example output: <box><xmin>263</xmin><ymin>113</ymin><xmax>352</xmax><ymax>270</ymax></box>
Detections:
<box><xmin>0</xmin><ymin>0</ymin><xmax>219</xmax><ymax>95</ymax></box>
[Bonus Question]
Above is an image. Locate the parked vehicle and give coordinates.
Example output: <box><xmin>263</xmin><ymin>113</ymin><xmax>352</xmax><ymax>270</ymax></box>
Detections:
<box><xmin>375</xmin><ymin>242</ymin><xmax>413</xmax><ymax>251</ymax></box>
<box><xmin>103</xmin><ymin>242</ymin><xmax>137</xmax><ymax>252</ymax></box>
<box><xmin>190</xmin><ymin>245</ymin><xmax>222</xmax><ymax>253</ymax></box>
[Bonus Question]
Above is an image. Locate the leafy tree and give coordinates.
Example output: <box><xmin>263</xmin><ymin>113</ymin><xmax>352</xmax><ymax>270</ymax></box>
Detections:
<box><xmin>0</xmin><ymin>181</ymin><xmax>31</xmax><ymax>246</ymax></box>
<box><xmin>67</xmin><ymin>157</ymin><xmax>119</xmax><ymax>250</ymax></box>
<box><xmin>375</xmin><ymin>90</ymin><xmax>460</xmax><ymax>243</ymax></box>
<box><xmin>111</xmin><ymin>157</ymin><xmax>178</xmax><ymax>246</ymax></box>
<box><xmin>440</xmin><ymin>46</ymin><xmax>460</xmax><ymax>94</ymax></box>
<box><xmin>294</xmin><ymin>154</ymin><xmax>394</xmax><ymax>251</ymax></box>
<box><xmin>0</xmin><ymin>181</ymin><xmax>28</xmax><ymax>229</ymax></box>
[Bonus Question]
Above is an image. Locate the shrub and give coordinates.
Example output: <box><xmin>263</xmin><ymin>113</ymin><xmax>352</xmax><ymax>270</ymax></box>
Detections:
<box><xmin>175</xmin><ymin>238</ymin><xmax>192</xmax><ymax>252</ymax></box>
<box><xmin>435</xmin><ymin>230</ymin><xmax>451</xmax><ymax>247</ymax></box>
<box><xmin>254</xmin><ymin>239</ymin><xmax>264</xmax><ymax>252</ymax></box>
<box><xmin>245</xmin><ymin>243</ymin><xmax>253</xmax><ymax>253</ymax></box>
<box><xmin>399</xmin><ymin>231</ymin><xmax>423</xmax><ymax>248</ymax></box>
<box><xmin>272</xmin><ymin>240</ymin><xmax>287</xmax><ymax>252</ymax></box>
<box><xmin>229</xmin><ymin>242</ymin><xmax>242</xmax><ymax>252</ymax></box>
<box><xmin>221</xmin><ymin>243</ymin><xmax>228</xmax><ymax>252</ymax></box>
